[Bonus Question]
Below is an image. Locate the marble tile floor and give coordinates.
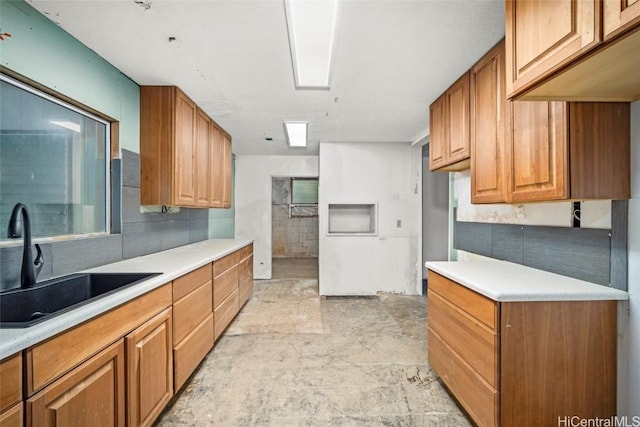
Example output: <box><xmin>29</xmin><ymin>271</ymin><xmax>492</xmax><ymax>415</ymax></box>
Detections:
<box><xmin>156</xmin><ymin>278</ymin><xmax>469</xmax><ymax>426</ymax></box>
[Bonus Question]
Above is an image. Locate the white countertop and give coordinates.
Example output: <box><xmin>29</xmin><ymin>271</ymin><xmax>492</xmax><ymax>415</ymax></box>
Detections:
<box><xmin>0</xmin><ymin>239</ymin><xmax>252</xmax><ymax>360</ymax></box>
<box><xmin>426</xmin><ymin>260</ymin><xmax>629</xmax><ymax>302</ymax></box>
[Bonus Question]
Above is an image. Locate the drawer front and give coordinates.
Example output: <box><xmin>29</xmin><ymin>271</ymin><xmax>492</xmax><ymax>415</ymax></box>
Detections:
<box><xmin>428</xmin><ymin>328</ymin><xmax>498</xmax><ymax>427</ymax></box>
<box><xmin>173</xmin><ymin>281</ymin><xmax>213</xmax><ymax>345</ymax></box>
<box><xmin>213</xmin><ymin>252</ymin><xmax>239</xmax><ymax>277</ymax></box>
<box><xmin>27</xmin><ymin>284</ymin><xmax>172</xmax><ymax>395</ymax></box>
<box><xmin>173</xmin><ymin>313</ymin><xmax>214</xmax><ymax>391</ymax></box>
<box><xmin>238</xmin><ymin>255</ymin><xmax>253</xmax><ymax>286</ymax></box>
<box><xmin>428</xmin><ymin>271</ymin><xmax>498</xmax><ymax>330</ymax></box>
<box><xmin>0</xmin><ymin>354</ymin><xmax>22</xmax><ymax>412</ymax></box>
<box><xmin>214</xmin><ymin>289</ymin><xmax>239</xmax><ymax>340</ymax></box>
<box><xmin>0</xmin><ymin>403</ymin><xmax>22</xmax><ymax>427</ymax></box>
<box><xmin>238</xmin><ymin>279</ymin><xmax>253</xmax><ymax>309</ymax></box>
<box><xmin>428</xmin><ymin>291</ymin><xmax>498</xmax><ymax>388</ymax></box>
<box><xmin>213</xmin><ymin>264</ymin><xmax>238</xmax><ymax>309</ymax></box>
<box><xmin>173</xmin><ymin>264</ymin><xmax>211</xmax><ymax>302</ymax></box>
<box><xmin>238</xmin><ymin>243</ymin><xmax>253</xmax><ymax>261</ymax></box>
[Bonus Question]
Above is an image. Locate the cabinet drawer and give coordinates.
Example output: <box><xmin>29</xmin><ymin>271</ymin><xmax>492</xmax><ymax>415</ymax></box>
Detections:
<box><xmin>238</xmin><ymin>279</ymin><xmax>253</xmax><ymax>309</ymax></box>
<box><xmin>26</xmin><ymin>284</ymin><xmax>172</xmax><ymax>395</ymax></box>
<box><xmin>173</xmin><ymin>313</ymin><xmax>214</xmax><ymax>391</ymax></box>
<box><xmin>239</xmin><ymin>255</ymin><xmax>253</xmax><ymax>286</ymax></box>
<box><xmin>173</xmin><ymin>280</ymin><xmax>213</xmax><ymax>345</ymax></box>
<box><xmin>237</xmin><ymin>244</ymin><xmax>253</xmax><ymax>261</ymax></box>
<box><xmin>428</xmin><ymin>328</ymin><xmax>498</xmax><ymax>427</ymax></box>
<box><xmin>213</xmin><ymin>252</ymin><xmax>239</xmax><ymax>277</ymax></box>
<box><xmin>428</xmin><ymin>292</ymin><xmax>498</xmax><ymax>388</ymax></box>
<box><xmin>0</xmin><ymin>354</ymin><xmax>22</xmax><ymax>413</ymax></box>
<box><xmin>214</xmin><ymin>289</ymin><xmax>238</xmax><ymax>340</ymax></box>
<box><xmin>213</xmin><ymin>265</ymin><xmax>238</xmax><ymax>309</ymax></box>
<box><xmin>428</xmin><ymin>271</ymin><xmax>498</xmax><ymax>330</ymax></box>
<box><xmin>0</xmin><ymin>403</ymin><xmax>22</xmax><ymax>427</ymax></box>
<box><xmin>173</xmin><ymin>264</ymin><xmax>211</xmax><ymax>302</ymax></box>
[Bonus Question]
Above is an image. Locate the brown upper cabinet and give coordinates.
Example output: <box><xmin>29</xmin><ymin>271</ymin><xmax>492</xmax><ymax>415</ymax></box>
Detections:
<box><xmin>505</xmin><ymin>0</ymin><xmax>640</xmax><ymax>101</ymax></box>
<box><xmin>510</xmin><ymin>101</ymin><xmax>630</xmax><ymax>202</ymax></box>
<box><xmin>429</xmin><ymin>72</ymin><xmax>471</xmax><ymax>171</ymax></box>
<box><xmin>470</xmin><ymin>40</ymin><xmax>631</xmax><ymax>204</ymax></box>
<box><xmin>470</xmin><ymin>40</ymin><xmax>509</xmax><ymax>204</ymax></box>
<box><xmin>140</xmin><ymin>86</ymin><xmax>232</xmax><ymax>208</ymax></box>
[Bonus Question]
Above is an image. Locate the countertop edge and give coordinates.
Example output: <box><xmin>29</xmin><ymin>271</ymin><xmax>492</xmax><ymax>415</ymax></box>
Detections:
<box><xmin>0</xmin><ymin>239</ymin><xmax>253</xmax><ymax>360</ymax></box>
<box><xmin>425</xmin><ymin>261</ymin><xmax>629</xmax><ymax>302</ymax></box>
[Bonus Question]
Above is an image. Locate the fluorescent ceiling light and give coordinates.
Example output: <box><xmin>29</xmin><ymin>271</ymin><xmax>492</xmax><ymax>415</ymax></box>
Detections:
<box><xmin>284</xmin><ymin>121</ymin><xmax>308</xmax><ymax>147</ymax></box>
<box><xmin>284</xmin><ymin>0</ymin><xmax>339</xmax><ymax>89</ymax></box>
<box><xmin>50</xmin><ymin>120</ymin><xmax>81</xmax><ymax>132</ymax></box>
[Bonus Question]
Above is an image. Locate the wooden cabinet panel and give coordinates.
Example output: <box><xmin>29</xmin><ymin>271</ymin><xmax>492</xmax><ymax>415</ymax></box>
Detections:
<box><xmin>500</xmin><ymin>301</ymin><xmax>617</xmax><ymax>426</ymax></box>
<box><xmin>195</xmin><ymin>108</ymin><xmax>211</xmax><ymax>208</ymax></box>
<box><xmin>0</xmin><ymin>355</ymin><xmax>21</xmax><ymax>413</ymax></box>
<box><xmin>27</xmin><ymin>340</ymin><xmax>125</xmax><ymax>427</ymax></box>
<box><xmin>221</xmin><ymin>132</ymin><xmax>232</xmax><ymax>208</ymax></box>
<box><xmin>604</xmin><ymin>0</ymin><xmax>640</xmax><ymax>40</ymax></box>
<box><xmin>429</xmin><ymin>73</ymin><xmax>470</xmax><ymax>171</ymax></box>
<box><xmin>213</xmin><ymin>265</ymin><xmax>238</xmax><ymax>309</ymax></box>
<box><xmin>446</xmin><ymin>72</ymin><xmax>470</xmax><ymax>163</ymax></box>
<box><xmin>209</xmin><ymin>124</ymin><xmax>224</xmax><ymax>208</ymax></box>
<box><xmin>237</xmin><ymin>243</ymin><xmax>253</xmax><ymax>261</ymax></box>
<box><xmin>26</xmin><ymin>284</ymin><xmax>171</xmax><ymax>395</ymax></box>
<box><xmin>126</xmin><ymin>308</ymin><xmax>173</xmax><ymax>427</ymax></box>
<box><xmin>140</xmin><ymin>86</ymin><xmax>232</xmax><ymax>208</ymax></box>
<box><xmin>174</xmin><ymin>89</ymin><xmax>197</xmax><ymax>206</ymax></box>
<box><xmin>173</xmin><ymin>314</ymin><xmax>214</xmax><ymax>391</ymax></box>
<box><xmin>173</xmin><ymin>281</ymin><xmax>213</xmax><ymax>345</ymax></box>
<box><xmin>173</xmin><ymin>264</ymin><xmax>211</xmax><ymax>302</ymax></box>
<box><xmin>0</xmin><ymin>403</ymin><xmax>22</xmax><ymax>427</ymax></box>
<box><xmin>506</xmin><ymin>0</ymin><xmax>601</xmax><ymax>97</ymax></box>
<box><xmin>428</xmin><ymin>272</ymin><xmax>497</xmax><ymax>330</ymax></box>
<box><xmin>238</xmin><ymin>279</ymin><xmax>253</xmax><ymax>309</ymax></box>
<box><xmin>214</xmin><ymin>290</ymin><xmax>239</xmax><ymax>340</ymax></box>
<box><xmin>510</xmin><ymin>101</ymin><xmax>568</xmax><ymax>201</ymax></box>
<box><xmin>471</xmin><ymin>40</ymin><xmax>509</xmax><ymax>204</ymax></box>
<box><xmin>238</xmin><ymin>255</ymin><xmax>253</xmax><ymax>288</ymax></box>
<box><xmin>428</xmin><ymin>328</ymin><xmax>497</xmax><ymax>427</ymax></box>
<box><xmin>213</xmin><ymin>252</ymin><xmax>239</xmax><ymax>277</ymax></box>
<box><xmin>428</xmin><ymin>292</ymin><xmax>498</xmax><ymax>388</ymax></box>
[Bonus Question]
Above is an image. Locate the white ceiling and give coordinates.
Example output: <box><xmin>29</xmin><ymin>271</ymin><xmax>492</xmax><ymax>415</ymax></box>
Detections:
<box><xmin>28</xmin><ymin>0</ymin><xmax>505</xmax><ymax>155</ymax></box>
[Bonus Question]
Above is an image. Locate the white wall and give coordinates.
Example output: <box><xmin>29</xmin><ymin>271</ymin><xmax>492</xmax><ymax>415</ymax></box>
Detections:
<box><xmin>319</xmin><ymin>142</ymin><xmax>422</xmax><ymax>295</ymax></box>
<box><xmin>235</xmin><ymin>155</ymin><xmax>319</xmax><ymax>279</ymax></box>
<box><xmin>627</xmin><ymin>100</ymin><xmax>640</xmax><ymax>415</ymax></box>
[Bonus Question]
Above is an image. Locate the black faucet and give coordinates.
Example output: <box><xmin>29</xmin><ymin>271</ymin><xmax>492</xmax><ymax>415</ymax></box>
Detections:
<box><xmin>7</xmin><ymin>203</ymin><xmax>44</xmax><ymax>288</ymax></box>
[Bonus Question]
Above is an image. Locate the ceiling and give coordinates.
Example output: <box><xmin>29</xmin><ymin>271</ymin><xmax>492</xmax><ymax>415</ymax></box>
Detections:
<box><xmin>28</xmin><ymin>0</ymin><xmax>505</xmax><ymax>156</ymax></box>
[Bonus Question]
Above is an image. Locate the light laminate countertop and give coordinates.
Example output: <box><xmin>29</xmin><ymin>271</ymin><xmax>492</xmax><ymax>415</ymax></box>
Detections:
<box><xmin>426</xmin><ymin>260</ymin><xmax>629</xmax><ymax>302</ymax></box>
<box><xmin>0</xmin><ymin>239</ymin><xmax>252</xmax><ymax>360</ymax></box>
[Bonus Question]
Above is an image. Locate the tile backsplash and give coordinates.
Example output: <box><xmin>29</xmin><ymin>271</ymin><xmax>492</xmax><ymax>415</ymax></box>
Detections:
<box><xmin>0</xmin><ymin>149</ymin><xmax>210</xmax><ymax>291</ymax></box>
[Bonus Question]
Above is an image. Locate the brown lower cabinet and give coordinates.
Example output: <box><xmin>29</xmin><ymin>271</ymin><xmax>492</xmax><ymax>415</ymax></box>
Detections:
<box><xmin>427</xmin><ymin>270</ymin><xmax>617</xmax><ymax>427</ymax></box>
<box><xmin>6</xmin><ymin>243</ymin><xmax>254</xmax><ymax>427</ymax></box>
<box><xmin>27</xmin><ymin>340</ymin><xmax>126</xmax><ymax>427</ymax></box>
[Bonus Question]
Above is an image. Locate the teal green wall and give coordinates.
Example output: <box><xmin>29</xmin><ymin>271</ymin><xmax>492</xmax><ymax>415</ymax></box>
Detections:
<box><xmin>0</xmin><ymin>0</ymin><xmax>140</xmax><ymax>153</ymax></box>
<box><xmin>209</xmin><ymin>156</ymin><xmax>236</xmax><ymax>238</ymax></box>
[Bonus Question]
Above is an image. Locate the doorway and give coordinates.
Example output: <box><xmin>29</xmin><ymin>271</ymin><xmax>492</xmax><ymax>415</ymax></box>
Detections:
<box><xmin>271</xmin><ymin>177</ymin><xmax>319</xmax><ymax>279</ymax></box>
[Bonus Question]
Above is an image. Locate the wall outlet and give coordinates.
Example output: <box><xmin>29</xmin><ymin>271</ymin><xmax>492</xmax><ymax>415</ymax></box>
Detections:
<box><xmin>396</xmin><ymin>219</ymin><xmax>402</xmax><ymax>228</ymax></box>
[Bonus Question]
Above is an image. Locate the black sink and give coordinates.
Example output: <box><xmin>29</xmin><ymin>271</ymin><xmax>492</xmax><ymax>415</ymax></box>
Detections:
<box><xmin>0</xmin><ymin>272</ymin><xmax>161</xmax><ymax>328</ymax></box>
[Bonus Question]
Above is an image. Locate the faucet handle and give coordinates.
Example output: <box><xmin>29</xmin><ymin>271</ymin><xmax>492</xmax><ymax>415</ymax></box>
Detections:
<box><xmin>34</xmin><ymin>244</ymin><xmax>44</xmax><ymax>279</ymax></box>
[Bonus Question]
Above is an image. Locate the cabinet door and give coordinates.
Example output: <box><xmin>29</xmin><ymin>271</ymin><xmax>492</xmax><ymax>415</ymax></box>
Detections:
<box><xmin>429</xmin><ymin>93</ymin><xmax>447</xmax><ymax>171</ymax></box>
<box><xmin>604</xmin><ymin>0</ymin><xmax>640</xmax><ymax>39</ymax></box>
<box><xmin>471</xmin><ymin>41</ymin><xmax>508</xmax><ymax>204</ymax></box>
<box><xmin>0</xmin><ymin>403</ymin><xmax>22</xmax><ymax>427</ymax></box>
<box><xmin>195</xmin><ymin>108</ymin><xmax>211</xmax><ymax>208</ymax></box>
<box><xmin>221</xmin><ymin>133</ymin><xmax>232</xmax><ymax>208</ymax></box>
<box><xmin>174</xmin><ymin>89</ymin><xmax>197</xmax><ymax>206</ymax></box>
<box><xmin>126</xmin><ymin>308</ymin><xmax>173</xmax><ymax>427</ymax></box>
<box><xmin>506</xmin><ymin>0</ymin><xmax>601</xmax><ymax>97</ymax></box>
<box><xmin>27</xmin><ymin>340</ymin><xmax>125</xmax><ymax>427</ymax></box>
<box><xmin>510</xmin><ymin>101</ymin><xmax>568</xmax><ymax>202</ymax></box>
<box><xmin>209</xmin><ymin>123</ymin><xmax>224</xmax><ymax>208</ymax></box>
<box><xmin>446</xmin><ymin>72</ymin><xmax>470</xmax><ymax>164</ymax></box>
